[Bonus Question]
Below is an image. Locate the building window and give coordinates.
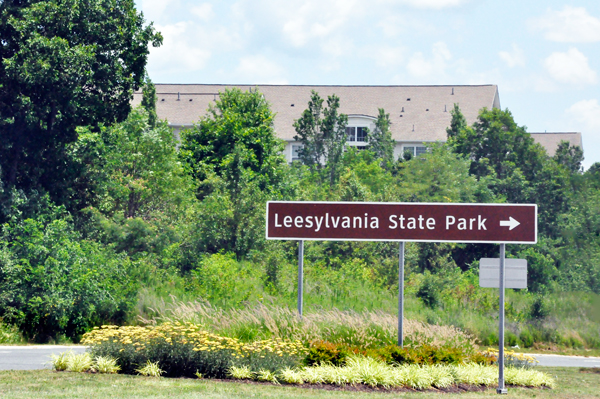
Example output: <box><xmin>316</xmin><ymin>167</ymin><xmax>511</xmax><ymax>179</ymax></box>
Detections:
<box><xmin>346</xmin><ymin>126</ymin><xmax>368</xmax><ymax>142</ymax></box>
<box><xmin>291</xmin><ymin>144</ymin><xmax>303</xmax><ymax>162</ymax></box>
<box><xmin>403</xmin><ymin>146</ymin><xmax>428</xmax><ymax>157</ymax></box>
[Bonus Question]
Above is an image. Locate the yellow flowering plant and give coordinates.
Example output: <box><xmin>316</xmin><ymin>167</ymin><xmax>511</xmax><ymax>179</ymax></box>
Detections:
<box><xmin>480</xmin><ymin>348</ymin><xmax>538</xmax><ymax>368</ymax></box>
<box><xmin>82</xmin><ymin>322</ymin><xmax>307</xmax><ymax>378</ymax></box>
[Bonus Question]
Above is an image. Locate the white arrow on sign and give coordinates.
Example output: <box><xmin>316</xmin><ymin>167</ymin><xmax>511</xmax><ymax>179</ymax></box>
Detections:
<box><xmin>500</xmin><ymin>217</ymin><xmax>520</xmax><ymax>230</ymax></box>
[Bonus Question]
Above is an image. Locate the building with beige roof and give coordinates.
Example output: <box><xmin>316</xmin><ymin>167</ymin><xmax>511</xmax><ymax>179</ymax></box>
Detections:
<box><xmin>132</xmin><ymin>84</ymin><xmax>582</xmax><ymax>162</ymax></box>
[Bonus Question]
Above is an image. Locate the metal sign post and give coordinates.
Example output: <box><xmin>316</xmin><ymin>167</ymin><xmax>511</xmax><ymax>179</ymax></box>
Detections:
<box><xmin>398</xmin><ymin>241</ymin><xmax>405</xmax><ymax>348</ymax></box>
<box><xmin>298</xmin><ymin>240</ymin><xmax>304</xmax><ymax>318</ymax></box>
<box><xmin>497</xmin><ymin>243</ymin><xmax>507</xmax><ymax>394</ymax></box>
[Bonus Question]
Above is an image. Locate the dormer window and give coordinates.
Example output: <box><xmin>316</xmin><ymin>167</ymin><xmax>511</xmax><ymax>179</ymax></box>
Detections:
<box><xmin>346</xmin><ymin>126</ymin><xmax>368</xmax><ymax>142</ymax></box>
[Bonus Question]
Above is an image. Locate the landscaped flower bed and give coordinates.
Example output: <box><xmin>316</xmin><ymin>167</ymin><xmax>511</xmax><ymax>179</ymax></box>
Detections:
<box><xmin>81</xmin><ymin>323</ymin><xmax>306</xmax><ymax>378</ymax></box>
<box><xmin>70</xmin><ymin>322</ymin><xmax>556</xmax><ymax>390</ymax></box>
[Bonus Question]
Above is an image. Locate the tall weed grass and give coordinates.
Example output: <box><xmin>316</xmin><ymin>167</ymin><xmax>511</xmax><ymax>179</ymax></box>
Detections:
<box><xmin>140</xmin><ymin>299</ymin><xmax>475</xmax><ymax>350</ymax></box>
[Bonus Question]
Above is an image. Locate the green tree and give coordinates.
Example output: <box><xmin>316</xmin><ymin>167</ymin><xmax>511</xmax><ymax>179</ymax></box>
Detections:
<box><xmin>367</xmin><ymin>108</ymin><xmax>395</xmax><ymax>166</ymax></box>
<box><xmin>553</xmin><ymin>140</ymin><xmax>584</xmax><ymax>174</ymax></box>
<box><xmin>396</xmin><ymin>144</ymin><xmax>495</xmax><ymax>204</ymax></box>
<box><xmin>179</xmin><ymin>88</ymin><xmax>288</xmax><ymax>258</ymax></box>
<box><xmin>446</xmin><ymin>103</ymin><xmax>467</xmax><ymax>139</ymax></box>
<box><xmin>77</xmin><ymin>107</ymin><xmax>195</xmax><ymax>259</ymax></box>
<box><xmin>180</xmin><ymin>88</ymin><xmax>286</xmax><ymax>195</ymax></box>
<box><xmin>448</xmin><ymin>107</ymin><xmax>547</xmax><ymax>183</ymax></box>
<box><xmin>99</xmin><ymin>107</ymin><xmax>193</xmax><ymax>220</ymax></box>
<box><xmin>293</xmin><ymin>91</ymin><xmax>348</xmax><ymax>185</ymax></box>
<box><xmin>0</xmin><ymin>0</ymin><xmax>162</xmax><ymax>199</ymax></box>
<box><xmin>447</xmin><ymin>106</ymin><xmax>572</xmax><ymax>237</ymax></box>
<box><xmin>141</xmin><ymin>76</ymin><xmax>158</xmax><ymax>128</ymax></box>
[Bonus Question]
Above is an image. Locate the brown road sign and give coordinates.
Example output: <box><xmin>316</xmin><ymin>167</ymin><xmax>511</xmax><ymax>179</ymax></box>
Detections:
<box><xmin>266</xmin><ymin>201</ymin><xmax>537</xmax><ymax>244</ymax></box>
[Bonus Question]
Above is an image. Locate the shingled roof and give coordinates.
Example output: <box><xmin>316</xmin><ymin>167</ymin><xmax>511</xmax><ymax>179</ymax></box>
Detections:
<box><xmin>132</xmin><ymin>84</ymin><xmax>500</xmax><ymax>142</ymax></box>
<box><xmin>529</xmin><ymin>132</ymin><xmax>583</xmax><ymax>156</ymax></box>
<box><xmin>132</xmin><ymin>84</ymin><xmax>582</xmax><ymax>156</ymax></box>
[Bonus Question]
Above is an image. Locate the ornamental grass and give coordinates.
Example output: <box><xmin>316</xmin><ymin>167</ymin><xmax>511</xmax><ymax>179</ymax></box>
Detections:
<box><xmin>81</xmin><ymin>322</ymin><xmax>306</xmax><ymax>378</ymax></box>
<box><xmin>226</xmin><ymin>355</ymin><xmax>555</xmax><ymax>390</ymax></box>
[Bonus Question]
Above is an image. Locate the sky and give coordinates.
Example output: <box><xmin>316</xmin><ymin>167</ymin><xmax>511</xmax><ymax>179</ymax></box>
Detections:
<box><xmin>136</xmin><ymin>0</ymin><xmax>600</xmax><ymax>169</ymax></box>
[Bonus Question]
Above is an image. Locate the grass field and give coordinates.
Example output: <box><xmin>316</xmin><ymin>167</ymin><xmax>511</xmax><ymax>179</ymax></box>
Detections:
<box><xmin>0</xmin><ymin>367</ymin><xmax>598</xmax><ymax>399</ymax></box>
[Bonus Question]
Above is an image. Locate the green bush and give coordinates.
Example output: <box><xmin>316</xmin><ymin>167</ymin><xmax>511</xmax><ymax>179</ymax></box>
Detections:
<box><xmin>416</xmin><ymin>274</ymin><xmax>440</xmax><ymax>308</ymax></box>
<box><xmin>481</xmin><ymin>332</ymin><xmax>499</xmax><ymax>346</ymax></box>
<box><xmin>0</xmin><ymin>215</ymin><xmax>138</xmax><ymax>341</ymax></box>
<box><xmin>381</xmin><ymin>344</ymin><xmax>467</xmax><ymax>365</ymax></box>
<box><xmin>529</xmin><ymin>296</ymin><xmax>550</xmax><ymax>320</ymax></box>
<box><xmin>304</xmin><ymin>341</ymin><xmax>349</xmax><ymax>367</ymax></box>
<box><xmin>0</xmin><ymin>320</ymin><xmax>22</xmax><ymax>343</ymax></box>
<box><xmin>519</xmin><ymin>330</ymin><xmax>534</xmax><ymax>348</ymax></box>
<box><xmin>313</xmin><ymin>343</ymin><xmax>482</xmax><ymax>366</ymax></box>
<box><xmin>506</xmin><ymin>332</ymin><xmax>521</xmax><ymax>347</ymax></box>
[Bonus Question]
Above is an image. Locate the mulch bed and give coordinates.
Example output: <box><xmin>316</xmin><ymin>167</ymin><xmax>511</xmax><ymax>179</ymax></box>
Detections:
<box><xmin>210</xmin><ymin>378</ymin><xmax>546</xmax><ymax>393</ymax></box>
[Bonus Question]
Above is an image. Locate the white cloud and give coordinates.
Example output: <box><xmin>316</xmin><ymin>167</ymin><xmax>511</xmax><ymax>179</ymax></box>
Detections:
<box><xmin>566</xmin><ymin>99</ymin><xmax>600</xmax><ymax>129</ymax></box>
<box><xmin>191</xmin><ymin>3</ymin><xmax>214</xmax><ymax>21</ymax></box>
<box><xmin>530</xmin><ymin>6</ymin><xmax>600</xmax><ymax>43</ymax></box>
<box><xmin>373</xmin><ymin>46</ymin><xmax>407</xmax><ymax>68</ymax></box>
<box><xmin>543</xmin><ymin>48</ymin><xmax>597</xmax><ymax>85</ymax></box>
<box><xmin>532</xmin><ymin>76</ymin><xmax>559</xmax><ymax>93</ymax></box>
<box><xmin>276</xmin><ymin>0</ymin><xmax>361</xmax><ymax>47</ymax></box>
<box><xmin>149</xmin><ymin>23</ymin><xmax>211</xmax><ymax>74</ymax></box>
<box><xmin>499</xmin><ymin>44</ymin><xmax>525</xmax><ymax>68</ymax></box>
<box><xmin>391</xmin><ymin>0</ymin><xmax>470</xmax><ymax>9</ymax></box>
<box><xmin>235</xmin><ymin>55</ymin><xmax>288</xmax><ymax>84</ymax></box>
<box><xmin>407</xmin><ymin>42</ymin><xmax>452</xmax><ymax>79</ymax></box>
<box><xmin>138</xmin><ymin>0</ymin><xmax>178</xmax><ymax>22</ymax></box>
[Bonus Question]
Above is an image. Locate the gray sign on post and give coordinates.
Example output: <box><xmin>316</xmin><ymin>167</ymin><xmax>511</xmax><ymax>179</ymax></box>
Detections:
<box><xmin>479</xmin><ymin>258</ymin><xmax>527</xmax><ymax>289</ymax></box>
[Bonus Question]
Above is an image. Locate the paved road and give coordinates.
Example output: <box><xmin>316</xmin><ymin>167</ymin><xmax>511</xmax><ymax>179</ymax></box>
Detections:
<box><xmin>0</xmin><ymin>345</ymin><xmax>87</xmax><ymax>370</ymax></box>
<box><xmin>1</xmin><ymin>346</ymin><xmax>599</xmax><ymax>370</ymax></box>
<box><xmin>526</xmin><ymin>353</ymin><xmax>600</xmax><ymax>368</ymax></box>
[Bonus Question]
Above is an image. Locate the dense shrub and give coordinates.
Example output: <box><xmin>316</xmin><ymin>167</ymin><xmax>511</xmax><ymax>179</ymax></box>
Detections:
<box><xmin>519</xmin><ymin>330</ymin><xmax>534</xmax><ymax>348</ymax></box>
<box><xmin>0</xmin><ymin>216</ymin><xmax>138</xmax><ymax>341</ymax></box>
<box><xmin>304</xmin><ymin>341</ymin><xmax>349</xmax><ymax>366</ymax></box>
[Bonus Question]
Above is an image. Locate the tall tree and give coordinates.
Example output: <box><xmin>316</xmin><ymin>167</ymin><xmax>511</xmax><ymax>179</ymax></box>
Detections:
<box><xmin>448</xmin><ymin>107</ymin><xmax>547</xmax><ymax>182</ymax></box>
<box><xmin>447</xmin><ymin>106</ymin><xmax>572</xmax><ymax>237</ymax></box>
<box><xmin>553</xmin><ymin>140</ymin><xmax>584</xmax><ymax>174</ymax></box>
<box><xmin>368</xmin><ymin>108</ymin><xmax>395</xmax><ymax>166</ymax></box>
<box><xmin>446</xmin><ymin>103</ymin><xmax>467</xmax><ymax>139</ymax></box>
<box><xmin>293</xmin><ymin>90</ymin><xmax>348</xmax><ymax>185</ymax></box>
<box><xmin>141</xmin><ymin>76</ymin><xmax>158</xmax><ymax>128</ymax></box>
<box><xmin>0</xmin><ymin>0</ymin><xmax>162</xmax><ymax>197</ymax></box>
<box><xmin>180</xmin><ymin>88</ymin><xmax>286</xmax><ymax>195</ymax></box>
<box><xmin>180</xmin><ymin>88</ymin><xmax>287</xmax><ymax>258</ymax></box>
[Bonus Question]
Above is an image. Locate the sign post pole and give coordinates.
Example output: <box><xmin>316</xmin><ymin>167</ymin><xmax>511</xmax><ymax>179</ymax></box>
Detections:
<box><xmin>298</xmin><ymin>240</ymin><xmax>304</xmax><ymax>318</ymax></box>
<box><xmin>497</xmin><ymin>243</ymin><xmax>507</xmax><ymax>395</ymax></box>
<box><xmin>398</xmin><ymin>241</ymin><xmax>405</xmax><ymax>347</ymax></box>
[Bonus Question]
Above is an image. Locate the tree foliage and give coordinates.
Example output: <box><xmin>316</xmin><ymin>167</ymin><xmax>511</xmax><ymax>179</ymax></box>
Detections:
<box><xmin>293</xmin><ymin>91</ymin><xmax>348</xmax><ymax>185</ymax></box>
<box><xmin>0</xmin><ymin>0</ymin><xmax>162</xmax><ymax>199</ymax></box>
<box><xmin>180</xmin><ymin>88</ymin><xmax>286</xmax><ymax>195</ymax></box>
<box><xmin>447</xmin><ymin>106</ymin><xmax>577</xmax><ymax>237</ymax></box>
<box><xmin>368</xmin><ymin>108</ymin><xmax>395</xmax><ymax>166</ymax></box>
<box><xmin>179</xmin><ymin>88</ymin><xmax>288</xmax><ymax>258</ymax></box>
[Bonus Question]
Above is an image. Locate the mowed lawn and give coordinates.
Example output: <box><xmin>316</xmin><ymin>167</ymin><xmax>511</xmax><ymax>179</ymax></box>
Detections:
<box><xmin>0</xmin><ymin>367</ymin><xmax>598</xmax><ymax>399</ymax></box>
